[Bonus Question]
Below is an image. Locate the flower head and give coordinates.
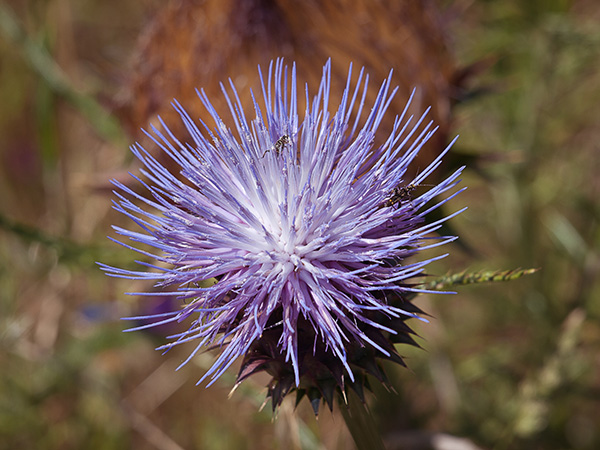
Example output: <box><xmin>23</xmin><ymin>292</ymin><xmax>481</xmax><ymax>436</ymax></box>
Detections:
<box><xmin>101</xmin><ymin>59</ymin><xmax>464</xmax><ymax>412</ymax></box>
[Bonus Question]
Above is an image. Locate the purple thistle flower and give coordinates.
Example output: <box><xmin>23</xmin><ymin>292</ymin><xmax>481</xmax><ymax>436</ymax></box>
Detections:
<box><xmin>101</xmin><ymin>59</ymin><xmax>465</xmax><ymax>412</ymax></box>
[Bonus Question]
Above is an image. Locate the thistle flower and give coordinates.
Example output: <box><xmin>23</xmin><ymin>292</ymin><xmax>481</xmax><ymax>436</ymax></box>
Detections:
<box><xmin>101</xmin><ymin>59</ymin><xmax>465</xmax><ymax>413</ymax></box>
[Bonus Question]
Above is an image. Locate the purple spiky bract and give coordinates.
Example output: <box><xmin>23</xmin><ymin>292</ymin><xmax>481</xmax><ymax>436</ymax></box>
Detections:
<box><xmin>101</xmin><ymin>59</ymin><xmax>464</xmax><ymax>408</ymax></box>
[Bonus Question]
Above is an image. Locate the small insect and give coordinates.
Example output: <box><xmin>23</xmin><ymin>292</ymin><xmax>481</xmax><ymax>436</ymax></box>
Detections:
<box><xmin>385</xmin><ymin>185</ymin><xmax>417</xmax><ymax>208</ymax></box>
<box><xmin>262</xmin><ymin>134</ymin><xmax>291</xmax><ymax>157</ymax></box>
<box><xmin>384</xmin><ymin>183</ymin><xmax>434</xmax><ymax>209</ymax></box>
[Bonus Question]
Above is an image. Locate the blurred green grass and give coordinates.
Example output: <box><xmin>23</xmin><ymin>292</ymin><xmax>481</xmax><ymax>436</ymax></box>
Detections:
<box><xmin>1</xmin><ymin>1</ymin><xmax>599</xmax><ymax>449</ymax></box>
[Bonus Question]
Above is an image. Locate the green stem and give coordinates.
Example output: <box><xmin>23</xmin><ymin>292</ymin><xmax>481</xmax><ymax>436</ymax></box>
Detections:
<box><xmin>339</xmin><ymin>390</ymin><xmax>386</xmax><ymax>450</ymax></box>
<box><xmin>0</xmin><ymin>2</ymin><xmax>127</xmax><ymax>145</ymax></box>
<box><xmin>0</xmin><ymin>211</ymin><xmax>132</xmax><ymax>268</ymax></box>
<box><xmin>421</xmin><ymin>268</ymin><xmax>539</xmax><ymax>291</ymax></box>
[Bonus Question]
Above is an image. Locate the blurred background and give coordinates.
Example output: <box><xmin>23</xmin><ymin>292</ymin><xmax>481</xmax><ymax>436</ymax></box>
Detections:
<box><xmin>0</xmin><ymin>0</ymin><xmax>599</xmax><ymax>449</ymax></box>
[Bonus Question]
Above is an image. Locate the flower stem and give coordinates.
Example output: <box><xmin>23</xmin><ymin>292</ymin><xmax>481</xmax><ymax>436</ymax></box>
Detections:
<box><xmin>0</xmin><ymin>2</ymin><xmax>127</xmax><ymax>145</ymax></box>
<box><xmin>339</xmin><ymin>390</ymin><xmax>386</xmax><ymax>450</ymax></box>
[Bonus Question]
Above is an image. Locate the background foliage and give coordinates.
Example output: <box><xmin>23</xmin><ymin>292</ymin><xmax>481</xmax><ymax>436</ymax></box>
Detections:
<box><xmin>0</xmin><ymin>1</ymin><xmax>598</xmax><ymax>449</ymax></box>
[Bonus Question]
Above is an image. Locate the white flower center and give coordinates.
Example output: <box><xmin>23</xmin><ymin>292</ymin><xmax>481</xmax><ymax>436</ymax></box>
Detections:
<box><xmin>272</xmin><ymin>230</ymin><xmax>304</xmax><ymax>269</ymax></box>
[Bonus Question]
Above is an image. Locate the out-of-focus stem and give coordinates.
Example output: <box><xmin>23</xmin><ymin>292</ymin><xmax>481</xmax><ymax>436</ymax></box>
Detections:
<box><xmin>0</xmin><ymin>1</ymin><xmax>127</xmax><ymax>145</ymax></box>
<box><xmin>339</xmin><ymin>390</ymin><xmax>386</xmax><ymax>450</ymax></box>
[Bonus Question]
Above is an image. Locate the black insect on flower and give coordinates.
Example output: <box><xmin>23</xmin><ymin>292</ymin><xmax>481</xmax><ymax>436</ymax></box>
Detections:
<box><xmin>263</xmin><ymin>134</ymin><xmax>291</xmax><ymax>157</ymax></box>
<box><xmin>100</xmin><ymin>59</ymin><xmax>465</xmax><ymax>414</ymax></box>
